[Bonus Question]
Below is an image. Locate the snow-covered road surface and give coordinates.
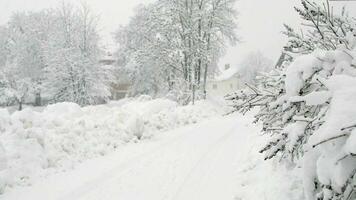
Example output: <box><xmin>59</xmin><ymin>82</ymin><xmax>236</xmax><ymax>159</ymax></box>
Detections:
<box><xmin>1</xmin><ymin>114</ymin><xmax>265</xmax><ymax>200</ymax></box>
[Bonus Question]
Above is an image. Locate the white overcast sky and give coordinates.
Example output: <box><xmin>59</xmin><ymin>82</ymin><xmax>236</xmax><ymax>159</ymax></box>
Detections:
<box><xmin>1</xmin><ymin>0</ymin><xmax>356</xmax><ymax>67</ymax></box>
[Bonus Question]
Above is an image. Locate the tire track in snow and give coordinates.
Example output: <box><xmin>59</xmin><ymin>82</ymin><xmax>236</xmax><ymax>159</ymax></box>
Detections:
<box><xmin>171</xmin><ymin>123</ymin><xmax>238</xmax><ymax>200</ymax></box>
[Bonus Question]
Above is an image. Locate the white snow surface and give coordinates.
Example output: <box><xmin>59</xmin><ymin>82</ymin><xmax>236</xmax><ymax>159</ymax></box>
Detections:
<box><xmin>285</xmin><ymin>54</ymin><xmax>323</xmax><ymax>97</ymax></box>
<box><xmin>289</xmin><ymin>91</ymin><xmax>331</xmax><ymax>106</ymax></box>
<box><xmin>310</xmin><ymin>75</ymin><xmax>356</xmax><ymax>146</ymax></box>
<box><xmin>0</xmin><ymin>111</ymin><xmax>303</xmax><ymax>200</ymax></box>
<box><xmin>0</xmin><ymin>97</ymin><xmax>223</xmax><ymax>194</ymax></box>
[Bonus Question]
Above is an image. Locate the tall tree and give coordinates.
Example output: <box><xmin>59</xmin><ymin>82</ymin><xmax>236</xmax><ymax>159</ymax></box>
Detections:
<box><xmin>0</xmin><ymin>3</ymin><xmax>111</xmax><ymax>108</ymax></box>
<box><xmin>0</xmin><ymin>11</ymin><xmax>53</xmax><ymax>109</ymax></box>
<box><xmin>43</xmin><ymin>2</ymin><xmax>111</xmax><ymax>105</ymax></box>
<box><xmin>115</xmin><ymin>0</ymin><xmax>238</xmax><ymax>104</ymax></box>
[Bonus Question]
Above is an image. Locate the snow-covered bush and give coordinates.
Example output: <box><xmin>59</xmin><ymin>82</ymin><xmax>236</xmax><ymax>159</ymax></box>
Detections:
<box><xmin>0</xmin><ymin>97</ymin><xmax>220</xmax><ymax>194</ymax></box>
<box><xmin>227</xmin><ymin>1</ymin><xmax>356</xmax><ymax>199</ymax></box>
<box><xmin>229</xmin><ymin>41</ymin><xmax>356</xmax><ymax>200</ymax></box>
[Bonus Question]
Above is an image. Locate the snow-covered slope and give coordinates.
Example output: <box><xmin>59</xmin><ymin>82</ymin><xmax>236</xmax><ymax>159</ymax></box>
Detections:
<box><xmin>0</xmin><ymin>97</ymin><xmax>222</xmax><ymax>194</ymax></box>
<box><xmin>0</xmin><ymin>112</ymin><xmax>302</xmax><ymax>200</ymax></box>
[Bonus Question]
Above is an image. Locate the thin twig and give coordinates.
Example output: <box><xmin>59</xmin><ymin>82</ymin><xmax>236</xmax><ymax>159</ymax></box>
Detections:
<box><xmin>312</xmin><ymin>133</ymin><xmax>348</xmax><ymax>148</ymax></box>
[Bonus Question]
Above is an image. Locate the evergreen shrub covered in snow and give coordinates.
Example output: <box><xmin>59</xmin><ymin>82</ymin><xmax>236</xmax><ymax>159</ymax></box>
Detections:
<box><xmin>227</xmin><ymin>1</ymin><xmax>356</xmax><ymax>199</ymax></box>
<box><xmin>0</xmin><ymin>97</ymin><xmax>220</xmax><ymax>194</ymax></box>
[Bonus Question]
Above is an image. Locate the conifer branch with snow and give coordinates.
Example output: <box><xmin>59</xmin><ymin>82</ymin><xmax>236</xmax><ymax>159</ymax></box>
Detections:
<box><xmin>227</xmin><ymin>1</ymin><xmax>356</xmax><ymax>199</ymax></box>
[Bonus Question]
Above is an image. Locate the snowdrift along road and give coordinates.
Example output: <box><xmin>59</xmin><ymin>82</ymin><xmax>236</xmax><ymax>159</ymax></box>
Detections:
<box><xmin>0</xmin><ymin>98</ymin><xmax>221</xmax><ymax>193</ymax></box>
<box><xmin>1</xmin><ymin>113</ymin><xmax>303</xmax><ymax>200</ymax></box>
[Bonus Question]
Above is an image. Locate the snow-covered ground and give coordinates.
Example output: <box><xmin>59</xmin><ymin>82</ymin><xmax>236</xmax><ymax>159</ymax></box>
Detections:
<box><xmin>0</xmin><ymin>98</ymin><xmax>303</xmax><ymax>200</ymax></box>
<box><xmin>0</xmin><ymin>97</ymin><xmax>223</xmax><ymax>194</ymax></box>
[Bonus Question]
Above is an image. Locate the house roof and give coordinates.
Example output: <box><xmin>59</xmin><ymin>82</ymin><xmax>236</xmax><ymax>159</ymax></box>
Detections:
<box><xmin>99</xmin><ymin>52</ymin><xmax>117</xmax><ymax>65</ymax></box>
<box><xmin>214</xmin><ymin>66</ymin><xmax>239</xmax><ymax>81</ymax></box>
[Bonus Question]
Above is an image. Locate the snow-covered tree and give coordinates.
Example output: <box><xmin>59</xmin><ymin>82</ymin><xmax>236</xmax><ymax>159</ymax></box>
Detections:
<box><xmin>0</xmin><ymin>64</ymin><xmax>32</xmax><ymax>110</ymax></box>
<box><xmin>237</xmin><ymin>51</ymin><xmax>273</xmax><ymax>85</ymax></box>
<box><xmin>115</xmin><ymin>0</ymin><xmax>238</xmax><ymax>104</ymax></box>
<box><xmin>0</xmin><ymin>11</ymin><xmax>53</xmax><ymax>109</ymax></box>
<box><xmin>0</xmin><ymin>27</ymin><xmax>8</xmax><ymax>68</ymax></box>
<box><xmin>0</xmin><ymin>3</ymin><xmax>111</xmax><ymax>107</ymax></box>
<box><xmin>43</xmin><ymin>3</ymin><xmax>111</xmax><ymax>105</ymax></box>
<box><xmin>114</xmin><ymin>4</ymin><xmax>171</xmax><ymax>98</ymax></box>
<box><xmin>227</xmin><ymin>1</ymin><xmax>356</xmax><ymax>199</ymax></box>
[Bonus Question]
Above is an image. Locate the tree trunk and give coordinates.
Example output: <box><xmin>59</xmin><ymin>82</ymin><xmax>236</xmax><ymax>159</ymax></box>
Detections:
<box><xmin>35</xmin><ymin>92</ymin><xmax>42</xmax><ymax>106</ymax></box>
<box><xmin>192</xmin><ymin>84</ymin><xmax>195</xmax><ymax>105</ymax></box>
<box><xmin>18</xmin><ymin>100</ymin><xmax>23</xmax><ymax>111</ymax></box>
<box><xmin>203</xmin><ymin>63</ymin><xmax>208</xmax><ymax>99</ymax></box>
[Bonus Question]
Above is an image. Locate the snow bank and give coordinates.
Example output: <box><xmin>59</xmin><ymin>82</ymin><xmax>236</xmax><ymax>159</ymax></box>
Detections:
<box><xmin>0</xmin><ymin>97</ymin><xmax>221</xmax><ymax>194</ymax></box>
<box><xmin>234</xmin><ymin>118</ymin><xmax>304</xmax><ymax>200</ymax></box>
<box><xmin>235</xmin><ymin>159</ymin><xmax>303</xmax><ymax>200</ymax></box>
<box><xmin>0</xmin><ymin>109</ymin><xmax>10</xmax><ymax>134</ymax></box>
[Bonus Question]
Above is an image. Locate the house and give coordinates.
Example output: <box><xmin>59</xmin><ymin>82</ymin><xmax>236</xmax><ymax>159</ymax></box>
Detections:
<box><xmin>99</xmin><ymin>52</ymin><xmax>116</xmax><ymax>66</ymax></box>
<box><xmin>99</xmin><ymin>51</ymin><xmax>131</xmax><ymax>100</ymax></box>
<box><xmin>110</xmin><ymin>83</ymin><xmax>130</xmax><ymax>100</ymax></box>
<box><xmin>206</xmin><ymin>64</ymin><xmax>243</xmax><ymax>97</ymax></box>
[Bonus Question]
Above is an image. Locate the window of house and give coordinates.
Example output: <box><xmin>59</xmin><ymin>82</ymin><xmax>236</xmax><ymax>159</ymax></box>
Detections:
<box><xmin>230</xmin><ymin>83</ymin><xmax>233</xmax><ymax>89</ymax></box>
<box><xmin>213</xmin><ymin>84</ymin><xmax>217</xmax><ymax>90</ymax></box>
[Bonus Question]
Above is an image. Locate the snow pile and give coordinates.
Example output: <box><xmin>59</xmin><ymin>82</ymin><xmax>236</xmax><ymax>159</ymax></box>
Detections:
<box><xmin>235</xmin><ymin>159</ymin><xmax>303</xmax><ymax>200</ymax></box>
<box><xmin>144</xmin><ymin>100</ymin><xmax>221</xmax><ymax>132</ymax></box>
<box><xmin>0</xmin><ymin>109</ymin><xmax>10</xmax><ymax>134</ymax></box>
<box><xmin>233</xmin><ymin>113</ymin><xmax>303</xmax><ymax>200</ymax></box>
<box><xmin>0</xmin><ymin>97</ymin><xmax>221</xmax><ymax>194</ymax></box>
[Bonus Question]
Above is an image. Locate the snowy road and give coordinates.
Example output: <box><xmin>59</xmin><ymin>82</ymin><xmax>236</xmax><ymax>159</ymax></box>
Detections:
<box><xmin>1</xmin><ymin>114</ymin><xmax>259</xmax><ymax>200</ymax></box>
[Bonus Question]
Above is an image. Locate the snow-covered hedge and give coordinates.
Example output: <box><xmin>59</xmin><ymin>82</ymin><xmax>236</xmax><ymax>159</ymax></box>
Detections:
<box><xmin>227</xmin><ymin>1</ymin><xmax>356</xmax><ymax>198</ymax></box>
<box><xmin>228</xmin><ymin>45</ymin><xmax>356</xmax><ymax>199</ymax></box>
<box><xmin>0</xmin><ymin>97</ymin><xmax>221</xmax><ymax>194</ymax></box>
<box><xmin>284</xmin><ymin>49</ymin><xmax>356</xmax><ymax>200</ymax></box>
